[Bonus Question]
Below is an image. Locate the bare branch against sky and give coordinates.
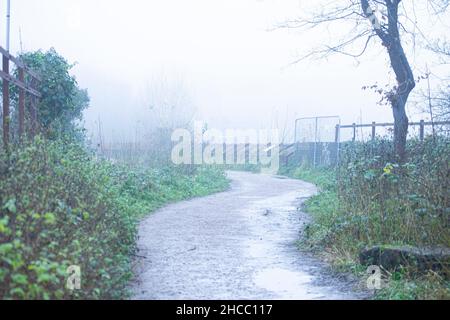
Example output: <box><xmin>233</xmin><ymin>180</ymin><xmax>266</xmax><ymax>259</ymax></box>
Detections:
<box><xmin>1</xmin><ymin>0</ymin><xmax>448</xmax><ymax>142</ymax></box>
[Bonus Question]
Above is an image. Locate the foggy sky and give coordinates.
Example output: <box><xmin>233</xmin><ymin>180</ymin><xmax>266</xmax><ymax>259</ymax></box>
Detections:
<box><xmin>1</xmin><ymin>0</ymin><xmax>449</xmax><ymax>142</ymax></box>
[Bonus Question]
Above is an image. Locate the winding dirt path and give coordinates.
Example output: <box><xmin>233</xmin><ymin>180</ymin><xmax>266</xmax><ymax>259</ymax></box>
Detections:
<box><xmin>131</xmin><ymin>171</ymin><xmax>364</xmax><ymax>300</ymax></box>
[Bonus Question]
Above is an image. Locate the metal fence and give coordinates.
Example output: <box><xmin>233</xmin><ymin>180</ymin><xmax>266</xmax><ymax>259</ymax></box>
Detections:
<box><xmin>339</xmin><ymin>120</ymin><xmax>450</xmax><ymax>142</ymax></box>
<box><xmin>288</xmin><ymin>116</ymin><xmax>450</xmax><ymax>168</ymax></box>
<box><xmin>293</xmin><ymin>116</ymin><xmax>341</xmax><ymax>167</ymax></box>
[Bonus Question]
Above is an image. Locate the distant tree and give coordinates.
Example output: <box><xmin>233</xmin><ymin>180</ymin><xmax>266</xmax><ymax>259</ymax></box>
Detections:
<box><xmin>432</xmin><ymin>90</ymin><xmax>450</xmax><ymax>123</ymax></box>
<box><xmin>138</xmin><ymin>75</ymin><xmax>197</xmax><ymax>165</ymax></box>
<box><xmin>428</xmin><ymin>40</ymin><xmax>450</xmax><ymax>123</ymax></box>
<box><xmin>281</xmin><ymin>0</ymin><xmax>449</xmax><ymax>160</ymax></box>
<box><xmin>144</xmin><ymin>76</ymin><xmax>196</xmax><ymax>130</ymax></box>
<box><xmin>18</xmin><ymin>49</ymin><xmax>89</xmax><ymax>138</ymax></box>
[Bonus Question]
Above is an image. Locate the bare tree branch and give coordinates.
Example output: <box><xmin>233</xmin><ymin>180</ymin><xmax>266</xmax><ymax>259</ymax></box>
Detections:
<box><xmin>281</xmin><ymin>0</ymin><xmax>449</xmax><ymax>159</ymax></box>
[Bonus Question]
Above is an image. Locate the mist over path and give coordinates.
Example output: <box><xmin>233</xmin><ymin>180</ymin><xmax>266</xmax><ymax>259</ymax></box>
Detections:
<box><xmin>131</xmin><ymin>171</ymin><xmax>364</xmax><ymax>300</ymax></box>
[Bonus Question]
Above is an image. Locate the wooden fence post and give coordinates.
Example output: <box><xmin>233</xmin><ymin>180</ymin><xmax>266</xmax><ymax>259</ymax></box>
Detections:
<box><xmin>245</xmin><ymin>143</ymin><xmax>249</xmax><ymax>163</ymax></box>
<box><xmin>371</xmin><ymin>122</ymin><xmax>376</xmax><ymax>141</ymax></box>
<box><xmin>335</xmin><ymin>124</ymin><xmax>340</xmax><ymax>143</ymax></box>
<box><xmin>0</xmin><ymin>47</ymin><xmax>41</xmax><ymax>146</ymax></box>
<box><xmin>2</xmin><ymin>54</ymin><xmax>10</xmax><ymax>147</ymax></box>
<box><xmin>335</xmin><ymin>124</ymin><xmax>341</xmax><ymax>167</ymax></box>
<box><xmin>18</xmin><ymin>68</ymin><xmax>25</xmax><ymax>139</ymax></box>
<box><xmin>352</xmin><ymin>123</ymin><xmax>356</xmax><ymax>142</ymax></box>
<box><xmin>313</xmin><ymin>117</ymin><xmax>319</xmax><ymax>168</ymax></box>
<box><xmin>30</xmin><ymin>78</ymin><xmax>38</xmax><ymax>136</ymax></box>
<box><xmin>419</xmin><ymin>120</ymin><xmax>425</xmax><ymax>142</ymax></box>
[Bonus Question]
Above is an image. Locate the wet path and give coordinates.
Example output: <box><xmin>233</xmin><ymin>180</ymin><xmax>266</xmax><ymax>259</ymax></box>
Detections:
<box><xmin>131</xmin><ymin>171</ymin><xmax>363</xmax><ymax>300</ymax></box>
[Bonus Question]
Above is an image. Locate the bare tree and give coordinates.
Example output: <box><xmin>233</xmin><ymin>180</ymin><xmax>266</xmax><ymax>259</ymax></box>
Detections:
<box><xmin>138</xmin><ymin>74</ymin><xmax>197</xmax><ymax>165</ymax></box>
<box><xmin>144</xmin><ymin>75</ymin><xmax>196</xmax><ymax>130</ymax></box>
<box><xmin>282</xmin><ymin>0</ymin><xmax>449</xmax><ymax>159</ymax></box>
<box><xmin>430</xmin><ymin>40</ymin><xmax>450</xmax><ymax>59</ymax></box>
<box><xmin>427</xmin><ymin>40</ymin><xmax>450</xmax><ymax>123</ymax></box>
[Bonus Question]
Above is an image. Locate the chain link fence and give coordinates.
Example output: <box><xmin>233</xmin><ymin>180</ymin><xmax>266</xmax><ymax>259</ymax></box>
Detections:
<box><xmin>290</xmin><ymin>116</ymin><xmax>450</xmax><ymax>168</ymax></box>
<box><xmin>293</xmin><ymin>116</ymin><xmax>341</xmax><ymax>167</ymax></box>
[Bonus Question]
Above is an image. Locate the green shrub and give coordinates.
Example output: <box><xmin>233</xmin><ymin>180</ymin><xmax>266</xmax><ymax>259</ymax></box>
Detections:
<box><xmin>337</xmin><ymin>137</ymin><xmax>449</xmax><ymax>248</ymax></box>
<box><xmin>17</xmin><ymin>49</ymin><xmax>89</xmax><ymax>137</ymax></box>
<box><xmin>282</xmin><ymin>137</ymin><xmax>450</xmax><ymax>299</ymax></box>
<box><xmin>0</xmin><ymin>137</ymin><xmax>229</xmax><ymax>299</ymax></box>
<box><xmin>0</xmin><ymin>137</ymin><xmax>135</xmax><ymax>299</ymax></box>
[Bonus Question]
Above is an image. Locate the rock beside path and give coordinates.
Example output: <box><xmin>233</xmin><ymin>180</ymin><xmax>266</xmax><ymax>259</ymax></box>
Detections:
<box><xmin>360</xmin><ymin>246</ymin><xmax>450</xmax><ymax>277</ymax></box>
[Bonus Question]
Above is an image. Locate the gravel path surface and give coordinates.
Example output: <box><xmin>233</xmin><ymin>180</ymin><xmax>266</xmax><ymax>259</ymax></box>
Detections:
<box><xmin>131</xmin><ymin>171</ymin><xmax>365</xmax><ymax>300</ymax></box>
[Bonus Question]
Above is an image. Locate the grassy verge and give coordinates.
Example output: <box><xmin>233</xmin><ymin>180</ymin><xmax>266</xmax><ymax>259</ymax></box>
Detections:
<box><xmin>110</xmin><ymin>164</ymin><xmax>230</xmax><ymax>219</ymax></box>
<box><xmin>0</xmin><ymin>137</ymin><xmax>229</xmax><ymax>299</ymax></box>
<box><xmin>282</xmin><ymin>163</ymin><xmax>450</xmax><ymax>300</ymax></box>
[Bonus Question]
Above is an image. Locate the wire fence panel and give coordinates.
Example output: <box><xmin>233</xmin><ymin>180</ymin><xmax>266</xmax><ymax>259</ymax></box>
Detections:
<box><xmin>290</xmin><ymin>117</ymin><xmax>450</xmax><ymax>168</ymax></box>
<box><xmin>294</xmin><ymin>116</ymin><xmax>341</xmax><ymax>167</ymax></box>
<box><xmin>339</xmin><ymin>121</ymin><xmax>450</xmax><ymax>143</ymax></box>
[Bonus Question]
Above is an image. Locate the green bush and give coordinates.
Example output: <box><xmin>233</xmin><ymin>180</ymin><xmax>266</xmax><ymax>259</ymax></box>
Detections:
<box><xmin>17</xmin><ymin>49</ymin><xmax>89</xmax><ymax>137</ymax></box>
<box><xmin>282</xmin><ymin>137</ymin><xmax>450</xmax><ymax>299</ymax></box>
<box><xmin>0</xmin><ymin>137</ymin><xmax>229</xmax><ymax>299</ymax></box>
<box><xmin>108</xmin><ymin>163</ymin><xmax>229</xmax><ymax>218</ymax></box>
<box><xmin>0</xmin><ymin>137</ymin><xmax>135</xmax><ymax>299</ymax></box>
<box><xmin>337</xmin><ymin>137</ymin><xmax>449</xmax><ymax>248</ymax></box>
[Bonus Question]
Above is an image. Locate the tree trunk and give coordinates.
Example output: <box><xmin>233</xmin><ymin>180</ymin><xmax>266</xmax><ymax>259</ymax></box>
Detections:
<box><xmin>392</xmin><ymin>98</ymin><xmax>409</xmax><ymax>160</ymax></box>
<box><xmin>361</xmin><ymin>0</ymin><xmax>416</xmax><ymax>161</ymax></box>
<box><xmin>388</xmin><ymin>42</ymin><xmax>415</xmax><ymax>161</ymax></box>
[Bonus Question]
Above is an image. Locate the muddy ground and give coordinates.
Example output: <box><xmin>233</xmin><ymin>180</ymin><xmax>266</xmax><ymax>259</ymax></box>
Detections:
<box><xmin>131</xmin><ymin>171</ymin><xmax>368</xmax><ymax>300</ymax></box>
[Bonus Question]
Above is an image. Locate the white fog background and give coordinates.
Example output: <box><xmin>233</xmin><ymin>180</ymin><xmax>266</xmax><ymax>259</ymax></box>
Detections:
<box><xmin>1</xmin><ymin>0</ymin><xmax>448</xmax><ymax>143</ymax></box>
